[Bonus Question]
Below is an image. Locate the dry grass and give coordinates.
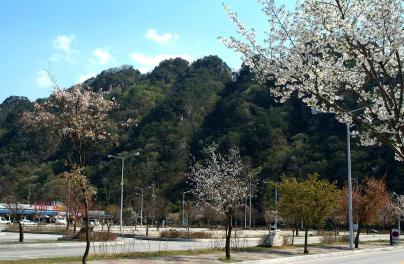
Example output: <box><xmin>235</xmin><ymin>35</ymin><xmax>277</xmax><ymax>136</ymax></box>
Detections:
<box><xmin>160</xmin><ymin>229</ymin><xmax>212</xmax><ymax>239</ymax></box>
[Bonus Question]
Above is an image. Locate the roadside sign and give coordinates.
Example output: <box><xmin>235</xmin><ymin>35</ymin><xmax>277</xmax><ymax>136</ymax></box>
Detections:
<box><xmin>391</xmin><ymin>229</ymin><xmax>400</xmax><ymax>245</ymax></box>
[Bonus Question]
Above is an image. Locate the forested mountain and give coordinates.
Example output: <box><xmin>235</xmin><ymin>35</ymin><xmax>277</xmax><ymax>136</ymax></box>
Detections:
<box><xmin>0</xmin><ymin>55</ymin><xmax>402</xmax><ymax>218</ymax></box>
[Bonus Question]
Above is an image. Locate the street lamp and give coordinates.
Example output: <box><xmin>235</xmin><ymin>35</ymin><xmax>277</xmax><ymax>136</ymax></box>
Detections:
<box><xmin>133</xmin><ymin>184</ymin><xmax>154</xmax><ymax>228</ymax></box>
<box><xmin>108</xmin><ymin>152</ymin><xmax>140</xmax><ymax>232</ymax></box>
<box><xmin>182</xmin><ymin>191</ymin><xmax>191</xmax><ymax>226</ymax></box>
<box><xmin>134</xmin><ymin>186</ymin><xmax>144</xmax><ymax>227</ymax></box>
<box><xmin>264</xmin><ymin>180</ymin><xmax>278</xmax><ymax>230</ymax></box>
<box><xmin>311</xmin><ymin>106</ymin><xmax>365</xmax><ymax>250</ymax></box>
<box><xmin>346</xmin><ymin>107</ymin><xmax>365</xmax><ymax>250</ymax></box>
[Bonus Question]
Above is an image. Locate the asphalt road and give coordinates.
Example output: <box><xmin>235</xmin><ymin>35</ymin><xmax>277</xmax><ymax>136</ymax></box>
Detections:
<box><xmin>0</xmin><ymin>231</ymin><xmax>393</xmax><ymax>261</ymax></box>
<box><xmin>296</xmin><ymin>248</ymin><xmax>404</xmax><ymax>264</ymax></box>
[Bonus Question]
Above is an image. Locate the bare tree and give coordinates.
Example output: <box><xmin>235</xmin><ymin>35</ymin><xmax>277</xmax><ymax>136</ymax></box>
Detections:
<box><xmin>4</xmin><ymin>196</ymin><xmax>30</xmax><ymax>242</ymax></box>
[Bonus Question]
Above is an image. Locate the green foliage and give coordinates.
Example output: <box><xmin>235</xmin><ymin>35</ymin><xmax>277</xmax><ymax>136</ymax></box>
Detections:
<box><xmin>278</xmin><ymin>174</ymin><xmax>340</xmax><ymax>230</ymax></box>
<box><xmin>0</xmin><ymin>56</ymin><xmax>401</xmax><ymax>219</ymax></box>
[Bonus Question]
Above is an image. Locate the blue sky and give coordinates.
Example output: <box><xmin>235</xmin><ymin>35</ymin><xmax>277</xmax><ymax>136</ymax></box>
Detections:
<box><xmin>0</xmin><ymin>0</ymin><xmax>295</xmax><ymax>103</ymax></box>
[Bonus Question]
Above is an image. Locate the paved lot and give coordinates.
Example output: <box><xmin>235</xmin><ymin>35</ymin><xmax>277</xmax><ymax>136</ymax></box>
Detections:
<box><xmin>0</xmin><ymin>229</ymin><xmax>395</xmax><ymax>262</ymax></box>
<box><xmin>0</xmin><ymin>231</ymin><xmax>62</xmax><ymax>242</ymax></box>
<box><xmin>0</xmin><ymin>235</ymin><xmax>259</xmax><ymax>260</ymax></box>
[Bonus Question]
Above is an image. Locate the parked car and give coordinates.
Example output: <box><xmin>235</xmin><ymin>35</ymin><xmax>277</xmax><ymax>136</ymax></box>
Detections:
<box><xmin>20</xmin><ymin>219</ymin><xmax>38</xmax><ymax>226</ymax></box>
<box><xmin>0</xmin><ymin>217</ymin><xmax>11</xmax><ymax>224</ymax></box>
<box><xmin>55</xmin><ymin>219</ymin><xmax>67</xmax><ymax>225</ymax></box>
<box><xmin>89</xmin><ymin>219</ymin><xmax>100</xmax><ymax>226</ymax></box>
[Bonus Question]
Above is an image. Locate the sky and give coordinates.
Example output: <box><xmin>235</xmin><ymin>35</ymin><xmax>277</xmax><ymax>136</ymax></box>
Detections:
<box><xmin>0</xmin><ymin>0</ymin><xmax>295</xmax><ymax>103</ymax></box>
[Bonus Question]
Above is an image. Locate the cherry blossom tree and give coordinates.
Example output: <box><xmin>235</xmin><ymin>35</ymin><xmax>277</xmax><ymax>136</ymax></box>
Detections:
<box><xmin>377</xmin><ymin>195</ymin><xmax>398</xmax><ymax>245</ymax></box>
<box><xmin>395</xmin><ymin>194</ymin><xmax>404</xmax><ymax>221</ymax></box>
<box><xmin>187</xmin><ymin>143</ymin><xmax>250</xmax><ymax>260</ymax></box>
<box><xmin>221</xmin><ymin>0</ymin><xmax>404</xmax><ymax>161</ymax></box>
<box><xmin>21</xmin><ymin>85</ymin><xmax>116</xmax><ymax>264</ymax></box>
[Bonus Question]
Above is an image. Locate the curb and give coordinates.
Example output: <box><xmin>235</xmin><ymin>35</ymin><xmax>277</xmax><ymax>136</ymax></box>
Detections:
<box><xmin>0</xmin><ymin>240</ymin><xmax>125</xmax><ymax>249</ymax></box>
<box><xmin>121</xmin><ymin>236</ymin><xmax>260</xmax><ymax>243</ymax></box>
<box><xmin>240</xmin><ymin>245</ymin><xmax>404</xmax><ymax>264</ymax></box>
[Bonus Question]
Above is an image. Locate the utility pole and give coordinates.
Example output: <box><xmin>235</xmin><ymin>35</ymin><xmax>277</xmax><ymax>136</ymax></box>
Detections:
<box><xmin>244</xmin><ymin>198</ymin><xmax>247</xmax><ymax>229</ymax></box>
<box><xmin>274</xmin><ymin>184</ymin><xmax>278</xmax><ymax>230</ymax></box>
<box><xmin>120</xmin><ymin>158</ymin><xmax>124</xmax><ymax>231</ymax></box>
<box><xmin>151</xmin><ymin>181</ymin><xmax>155</xmax><ymax>227</ymax></box>
<box><xmin>249</xmin><ymin>177</ymin><xmax>252</xmax><ymax>228</ymax></box>
<box><xmin>67</xmin><ymin>179</ymin><xmax>70</xmax><ymax>230</ymax></box>
<box><xmin>182</xmin><ymin>191</ymin><xmax>190</xmax><ymax>226</ymax></box>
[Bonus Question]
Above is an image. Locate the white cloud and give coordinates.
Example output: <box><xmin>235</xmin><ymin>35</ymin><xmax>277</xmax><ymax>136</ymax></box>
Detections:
<box><xmin>92</xmin><ymin>49</ymin><xmax>113</xmax><ymax>65</ymax></box>
<box><xmin>36</xmin><ymin>70</ymin><xmax>53</xmax><ymax>88</ymax></box>
<box><xmin>78</xmin><ymin>72</ymin><xmax>97</xmax><ymax>83</ymax></box>
<box><xmin>50</xmin><ymin>34</ymin><xmax>78</xmax><ymax>63</ymax></box>
<box><xmin>130</xmin><ymin>53</ymin><xmax>193</xmax><ymax>73</ymax></box>
<box><xmin>53</xmin><ymin>35</ymin><xmax>75</xmax><ymax>53</ymax></box>
<box><xmin>144</xmin><ymin>28</ymin><xmax>178</xmax><ymax>44</ymax></box>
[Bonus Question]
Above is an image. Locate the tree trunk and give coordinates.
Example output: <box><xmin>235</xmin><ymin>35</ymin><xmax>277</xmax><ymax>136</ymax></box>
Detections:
<box><xmin>225</xmin><ymin>210</ymin><xmax>233</xmax><ymax>260</ymax></box>
<box><xmin>82</xmin><ymin>200</ymin><xmax>90</xmax><ymax>264</ymax></box>
<box><xmin>291</xmin><ymin>227</ymin><xmax>295</xmax><ymax>245</ymax></box>
<box><xmin>66</xmin><ymin>217</ymin><xmax>70</xmax><ymax>231</ymax></box>
<box><xmin>74</xmin><ymin>218</ymin><xmax>77</xmax><ymax>234</ymax></box>
<box><xmin>389</xmin><ymin>227</ymin><xmax>393</xmax><ymax>246</ymax></box>
<box><xmin>146</xmin><ymin>212</ymin><xmax>149</xmax><ymax>237</ymax></box>
<box><xmin>296</xmin><ymin>225</ymin><xmax>299</xmax><ymax>236</ymax></box>
<box><xmin>18</xmin><ymin>221</ymin><xmax>24</xmax><ymax>243</ymax></box>
<box><xmin>304</xmin><ymin>227</ymin><xmax>309</xmax><ymax>254</ymax></box>
<box><xmin>355</xmin><ymin>225</ymin><xmax>361</xmax><ymax>249</ymax></box>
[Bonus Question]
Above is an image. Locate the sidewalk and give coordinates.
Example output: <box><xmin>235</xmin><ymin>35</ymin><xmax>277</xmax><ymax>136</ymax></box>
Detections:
<box><xmin>82</xmin><ymin>241</ymin><xmax>401</xmax><ymax>264</ymax></box>
<box><xmin>240</xmin><ymin>244</ymin><xmax>404</xmax><ymax>263</ymax></box>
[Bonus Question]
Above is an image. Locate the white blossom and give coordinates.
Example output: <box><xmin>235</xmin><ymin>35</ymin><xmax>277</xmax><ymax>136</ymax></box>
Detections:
<box><xmin>221</xmin><ymin>0</ymin><xmax>404</xmax><ymax>161</ymax></box>
<box><xmin>187</xmin><ymin>143</ymin><xmax>250</xmax><ymax>214</ymax></box>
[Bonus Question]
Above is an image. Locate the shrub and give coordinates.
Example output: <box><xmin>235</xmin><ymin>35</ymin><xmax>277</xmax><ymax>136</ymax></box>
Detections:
<box><xmin>74</xmin><ymin>227</ymin><xmax>117</xmax><ymax>241</ymax></box>
<box><xmin>257</xmin><ymin>234</ymin><xmax>267</xmax><ymax>246</ymax></box>
<box><xmin>75</xmin><ymin>231</ymin><xmax>117</xmax><ymax>241</ymax></box>
<box><xmin>160</xmin><ymin>229</ymin><xmax>211</xmax><ymax>239</ymax></box>
<box><xmin>282</xmin><ymin>235</ymin><xmax>293</xmax><ymax>245</ymax></box>
<box><xmin>319</xmin><ymin>232</ymin><xmax>349</xmax><ymax>244</ymax></box>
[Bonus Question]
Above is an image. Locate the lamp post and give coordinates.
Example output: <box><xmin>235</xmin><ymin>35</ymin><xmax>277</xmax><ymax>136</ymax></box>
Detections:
<box><xmin>182</xmin><ymin>191</ymin><xmax>190</xmax><ymax>226</ymax></box>
<box><xmin>264</xmin><ymin>180</ymin><xmax>278</xmax><ymax>230</ymax></box>
<box><xmin>134</xmin><ymin>184</ymin><xmax>154</xmax><ymax>228</ymax></box>
<box><xmin>274</xmin><ymin>184</ymin><xmax>278</xmax><ymax>229</ymax></box>
<box><xmin>108</xmin><ymin>152</ymin><xmax>140</xmax><ymax>232</ymax></box>
<box><xmin>311</xmin><ymin>107</ymin><xmax>365</xmax><ymax>250</ymax></box>
<box><xmin>346</xmin><ymin>107</ymin><xmax>365</xmax><ymax>250</ymax></box>
<box><xmin>134</xmin><ymin>186</ymin><xmax>144</xmax><ymax>227</ymax></box>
